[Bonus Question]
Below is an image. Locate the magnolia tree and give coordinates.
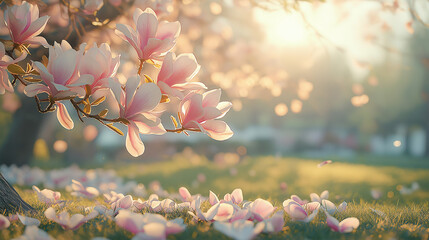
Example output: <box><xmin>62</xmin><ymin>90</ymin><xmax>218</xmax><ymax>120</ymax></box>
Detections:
<box><xmin>0</xmin><ymin>1</ymin><xmax>233</xmax><ymax>213</ymax></box>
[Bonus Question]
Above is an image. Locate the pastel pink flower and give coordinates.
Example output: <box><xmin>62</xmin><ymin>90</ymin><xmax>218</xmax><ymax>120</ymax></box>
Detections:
<box><xmin>179</xmin><ymin>89</ymin><xmax>233</xmax><ymax>141</ymax></box>
<box><xmin>44</xmin><ymin>207</ymin><xmax>99</xmax><ymax>230</ymax></box>
<box><xmin>79</xmin><ymin>43</ymin><xmax>120</xmax><ymax>96</ymax></box>
<box><xmin>283</xmin><ymin>200</ymin><xmax>320</xmax><ymax>222</ymax></box>
<box><xmin>156</xmin><ymin>52</ymin><xmax>205</xmax><ymax>99</ymax></box>
<box><xmin>24</xmin><ymin>41</ymin><xmax>89</xmax><ymax>98</ymax></box>
<box><xmin>0</xmin><ymin>42</ymin><xmax>27</xmax><ymax>95</ymax></box>
<box><xmin>4</xmin><ymin>1</ymin><xmax>49</xmax><ymax>46</ymax></box>
<box><xmin>115</xmin><ymin>8</ymin><xmax>180</xmax><ymax>61</ymax></box>
<box><xmin>32</xmin><ymin>185</ymin><xmax>61</xmax><ymax>205</ymax></box>
<box><xmin>115</xmin><ymin>210</ymin><xmax>186</xmax><ymax>237</ymax></box>
<box><xmin>326</xmin><ymin>214</ymin><xmax>359</xmax><ymax>233</ymax></box>
<box><xmin>110</xmin><ymin>77</ymin><xmax>165</xmax><ymax>157</ymax></box>
<box><xmin>71</xmin><ymin>179</ymin><xmax>100</xmax><ymax>198</ymax></box>
<box><xmin>24</xmin><ymin>41</ymin><xmax>92</xmax><ymax>130</ymax></box>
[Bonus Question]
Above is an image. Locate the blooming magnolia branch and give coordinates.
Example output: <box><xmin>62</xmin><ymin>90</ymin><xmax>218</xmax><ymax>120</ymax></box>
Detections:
<box><xmin>0</xmin><ymin>2</ymin><xmax>234</xmax><ymax>157</ymax></box>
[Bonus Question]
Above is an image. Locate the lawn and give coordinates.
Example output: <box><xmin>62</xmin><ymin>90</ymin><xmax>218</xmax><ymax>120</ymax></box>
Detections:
<box><xmin>2</xmin><ymin>155</ymin><xmax>429</xmax><ymax>240</ymax></box>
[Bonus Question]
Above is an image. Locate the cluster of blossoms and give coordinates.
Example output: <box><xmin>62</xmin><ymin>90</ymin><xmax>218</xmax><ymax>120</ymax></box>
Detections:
<box><xmin>0</xmin><ymin>179</ymin><xmax>361</xmax><ymax>239</ymax></box>
<box><xmin>1</xmin><ymin>2</ymin><xmax>233</xmax><ymax>157</ymax></box>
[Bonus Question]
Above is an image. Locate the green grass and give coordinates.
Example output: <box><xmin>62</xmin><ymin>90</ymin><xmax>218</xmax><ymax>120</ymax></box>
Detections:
<box><xmin>2</xmin><ymin>156</ymin><xmax>429</xmax><ymax>239</ymax></box>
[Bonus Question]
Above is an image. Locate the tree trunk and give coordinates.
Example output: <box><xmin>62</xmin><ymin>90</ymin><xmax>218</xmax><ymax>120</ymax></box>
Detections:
<box><xmin>0</xmin><ymin>95</ymin><xmax>45</xmax><ymax>166</ymax></box>
<box><xmin>0</xmin><ymin>173</ymin><xmax>34</xmax><ymax>214</ymax></box>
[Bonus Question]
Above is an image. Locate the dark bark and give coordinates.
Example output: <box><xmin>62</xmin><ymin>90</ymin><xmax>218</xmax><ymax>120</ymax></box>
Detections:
<box><xmin>0</xmin><ymin>173</ymin><xmax>34</xmax><ymax>214</ymax></box>
<box><xmin>0</xmin><ymin>95</ymin><xmax>45</xmax><ymax>166</ymax></box>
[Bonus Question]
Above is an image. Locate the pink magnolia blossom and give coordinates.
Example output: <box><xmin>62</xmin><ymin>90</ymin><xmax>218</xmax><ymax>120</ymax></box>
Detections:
<box><xmin>79</xmin><ymin>43</ymin><xmax>120</xmax><ymax>96</ymax></box>
<box><xmin>110</xmin><ymin>77</ymin><xmax>165</xmax><ymax>157</ymax></box>
<box><xmin>32</xmin><ymin>185</ymin><xmax>61</xmax><ymax>206</ymax></box>
<box><xmin>0</xmin><ymin>42</ymin><xmax>27</xmax><ymax>95</ymax></box>
<box><xmin>111</xmin><ymin>195</ymin><xmax>134</xmax><ymax>214</ymax></box>
<box><xmin>179</xmin><ymin>90</ymin><xmax>233</xmax><ymax>140</ymax></box>
<box><xmin>44</xmin><ymin>207</ymin><xmax>99</xmax><ymax>230</ymax></box>
<box><xmin>0</xmin><ymin>214</ymin><xmax>10</xmax><ymax>229</ymax></box>
<box><xmin>115</xmin><ymin>210</ymin><xmax>185</xmax><ymax>237</ymax></box>
<box><xmin>326</xmin><ymin>214</ymin><xmax>359</xmax><ymax>233</ymax></box>
<box><xmin>71</xmin><ymin>179</ymin><xmax>100</xmax><ymax>198</ymax></box>
<box><xmin>115</xmin><ymin>8</ymin><xmax>180</xmax><ymax>61</ymax></box>
<box><xmin>24</xmin><ymin>41</ymin><xmax>92</xmax><ymax>130</ymax></box>
<box><xmin>283</xmin><ymin>200</ymin><xmax>320</xmax><ymax>222</ymax></box>
<box><xmin>248</xmin><ymin>198</ymin><xmax>276</xmax><ymax>222</ymax></box>
<box><xmin>156</xmin><ymin>52</ymin><xmax>205</xmax><ymax>99</ymax></box>
<box><xmin>4</xmin><ymin>1</ymin><xmax>49</xmax><ymax>46</ymax></box>
<box><xmin>213</xmin><ymin>220</ymin><xmax>265</xmax><ymax>240</ymax></box>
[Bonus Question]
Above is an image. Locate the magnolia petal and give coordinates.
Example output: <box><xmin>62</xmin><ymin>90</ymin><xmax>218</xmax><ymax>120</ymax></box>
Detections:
<box><xmin>179</xmin><ymin>187</ymin><xmax>192</xmax><ymax>202</ymax></box>
<box><xmin>18</xmin><ymin>215</ymin><xmax>41</xmax><ymax>226</ymax></box>
<box><xmin>209</xmin><ymin>190</ymin><xmax>219</xmax><ymax>206</ymax></box>
<box><xmin>339</xmin><ymin>217</ymin><xmax>359</xmax><ymax>233</ymax></box>
<box><xmin>231</xmin><ymin>188</ymin><xmax>243</xmax><ymax>204</ymax></box>
<box><xmin>56</xmin><ymin>102</ymin><xmax>74</xmax><ymax>130</ymax></box>
<box><xmin>126</xmin><ymin>121</ymin><xmax>144</xmax><ymax>157</ymax></box>
<box><xmin>326</xmin><ymin>214</ymin><xmax>340</xmax><ymax>232</ymax></box>
<box><xmin>201</xmin><ymin>120</ymin><xmax>233</xmax><ymax>141</ymax></box>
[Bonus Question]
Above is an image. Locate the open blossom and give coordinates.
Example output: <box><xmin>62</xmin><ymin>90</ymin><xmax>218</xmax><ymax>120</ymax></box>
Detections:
<box><xmin>115</xmin><ymin>210</ymin><xmax>186</xmax><ymax>237</ymax></box>
<box><xmin>45</xmin><ymin>207</ymin><xmax>98</xmax><ymax>230</ymax></box>
<box><xmin>79</xmin><ymin>43</ymin><xmax>120</xmax><ymax>96</ymax></box>
<box><xmin>326</xmin><ymin>214</ymin><xmax>360</xmax><ymax>233</ymax></box>
<box><xmin>156</xmin><ymin>52</ymin><xmax>205</xmax><ymax>99</ymax></box>
<box><xmin>179</xmin><ymin>90</ymin><xmax>233</xmax><ymax>141</ymax></box>
<box><xmin>110</xmin><ymin>77</ymin><xmax>165</xmax><ymax>157</ymax></box>
<box><xmin>71</xmin><ymin>179</ymin><xmax>100</xmax><ymax>198</ymax></box>
<box><xmin>24</xmin><ymin>41</ymin><xmax>92</xmax><ymax>130</ymax></box>
<box><xmin>283</xmin><ymin>200</ymin><xmax>320</xmax><ymax>222</ymax></box>
<box><xmin>32</xmin><ymin>185</ymin><xmax>61</xmax><ymax>205</ymax></box>
<box><xmin>4</xmin><ymin>1</ymin><xmax>49</xmax><ymax>46</ymax></box>
<box><xmin>0</xmin><ymin>42</ymin><xmax>27</xmax><ymax>95</ymax></box>
<box><xmin>115</xmin><ymin>8</ymin><xmax>180</xmax><ymax>61</ymax></box>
